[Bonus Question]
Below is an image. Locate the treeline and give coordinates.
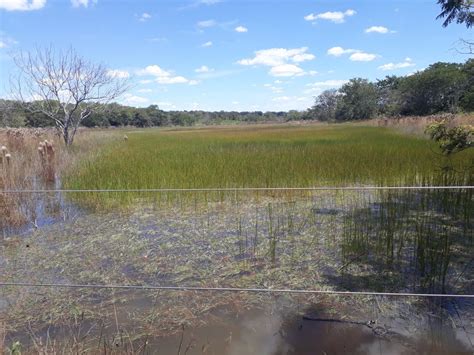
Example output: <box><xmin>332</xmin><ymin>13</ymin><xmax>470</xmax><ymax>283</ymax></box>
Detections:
<box><xmin>0</xmin><ymin>101</ymin><xmax>307</xmax><ymax>128</ymax></box>
<box><xmin>308</xmin><ymin>59</ymin><xmax>474</xmax><ymax>121</ymax></box>
<box><xmin>1</xmin><ymin>59</ymin><xmax>472</xmax><ymax>128</ymax></box>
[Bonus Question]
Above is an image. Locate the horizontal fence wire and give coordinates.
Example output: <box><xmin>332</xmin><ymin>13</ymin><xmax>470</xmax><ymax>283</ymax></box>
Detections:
<box><xmin>1</xmin><ymin>282</ymin><xmax>474</xmax><ymax>298</ymax></box>
<box><xmin>1</xmin><ymin>186</ymin><xmax>474</xmax><ymax>193</ymax></box>
<box><xmin>1</xmin><ymin>185</ymin><xmax>472</xmax><ymax>297</ymax></box>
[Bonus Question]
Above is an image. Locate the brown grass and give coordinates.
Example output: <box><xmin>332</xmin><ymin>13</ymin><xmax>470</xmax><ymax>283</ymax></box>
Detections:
<box><xmin>0</xmin><ymin>127</ymin><xmax>119</xmax><ymax>232</ymax></box>
<box><xmin>368</xmin><ymin>113</ymin><xmax>474</xmax><ymax>136</ymax></box>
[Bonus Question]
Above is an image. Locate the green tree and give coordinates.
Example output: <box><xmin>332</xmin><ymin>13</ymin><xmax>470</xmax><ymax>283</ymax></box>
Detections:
<box><xmin>426</xmin><ymin>120</ymin><xmax>473</xmax><ymax>155</ymax></box>
<box><xmin>145</xmin><ymin>105</ymin><xmax>167</xmax><ymax>126</ymax></box>
<box><xmin>398</xmin><ymin>62</ymin><xmax>467</xmax><ymax>115</ymax></box>
<box><xmin>335</xmin><ymin>79</ymin><xmax>378</xmax><ymax>121</ymax></box>
<box><xmin>460</xmin><ymin>59</ymin><xmax>474</xmax><ymax>111</ymax></box>
<box><xmin>310</xmin><ymin>89</ymin><xmax>340</xmax><ymax>121</ymax></box>
<box><xmin>376</xmin><ymin>76</ymin><xmax>403</xmax><ymax>116</ymax></box>
<box><xmin>437</xmin><ymin>0</ymin><xmax>474</xmax><ymax>28</ymax></box>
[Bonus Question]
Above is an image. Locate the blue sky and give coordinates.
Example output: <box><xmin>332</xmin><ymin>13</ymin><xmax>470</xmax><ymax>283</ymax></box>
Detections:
<box><xmin>0</xmin><ymin>0</ymin><xmax>471</xmax><ymax>111</ymax></box>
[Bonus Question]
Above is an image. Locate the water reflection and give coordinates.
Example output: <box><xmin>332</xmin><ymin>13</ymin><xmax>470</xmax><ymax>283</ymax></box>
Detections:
<box><xmin>340</xmin><ymin>189</ymin><xmax>473</xmax><ymax>294</ymax></box>
<box><xmin>1</xmin><ymin>188</ymin><xmax>473</xmax><ymax>352</ymax></box>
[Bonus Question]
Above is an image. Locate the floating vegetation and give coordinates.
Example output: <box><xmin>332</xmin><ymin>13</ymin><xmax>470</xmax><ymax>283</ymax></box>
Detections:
<box><xmin>1</xmin><ymin>188</ymin><xmax>472</xmax><ymax>351</ymax></box>
<box><xmin>1</xmin><ymin>124</ymin><xmax>473</xmax><ymax>352</ymax></box>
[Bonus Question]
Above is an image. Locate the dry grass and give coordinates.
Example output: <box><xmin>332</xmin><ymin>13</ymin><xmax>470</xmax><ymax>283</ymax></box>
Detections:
<box><xmin>368</xmin><ymin>113</ymin><xmax>474</xmax><ymax>136</ymax></box>
<box><xmin>0</xmin><ymin>128</ymin><xmax>120</xmax><ymax>232</ymax></box>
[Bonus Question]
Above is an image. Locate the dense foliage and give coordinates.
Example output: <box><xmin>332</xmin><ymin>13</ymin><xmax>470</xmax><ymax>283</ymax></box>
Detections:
<box><xmin>0</xmin><ymin>100</ymin><xmax>307</xmax><ymax>128</ymax></box>
<box><xmin>426</xmin><ymin>120</ymin><xmax>473</xmax><ymax>154</ymax></box>
<box><xmin>308</xmin><ymin>59</ymin><xmax>474</xmax><ymax>122</ymax></box>
<box><xmin>437</xmin><ymin>0</ymin><xmax>474</xmax><ymax>28</ymax></box>
<box><xmin>1</xmin><ymin>59</ymin><xmax>472</xmax><ymax>128</ymax></box>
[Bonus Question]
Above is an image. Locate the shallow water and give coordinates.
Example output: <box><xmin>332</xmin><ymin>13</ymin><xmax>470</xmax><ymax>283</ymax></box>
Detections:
<box><xmin>1</xmin><ymin>189</ymin><xmax>473</xmax><ymax>353</ymax></box>
<box><xmin>153</xmin><ymin>307</ymin><xmax>473</xmax><ymax>355</ymax></box>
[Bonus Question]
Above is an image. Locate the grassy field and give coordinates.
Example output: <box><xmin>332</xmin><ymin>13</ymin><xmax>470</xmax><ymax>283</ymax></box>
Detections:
<box><xmin>2</xmin><ymin>123</ymin><xmax>473</xmax><ymax>352</ymax></box>
<box><xmin>65</xmin><ymin>124</ymin><xmax>473</xmax><ymax>191</ymax></box>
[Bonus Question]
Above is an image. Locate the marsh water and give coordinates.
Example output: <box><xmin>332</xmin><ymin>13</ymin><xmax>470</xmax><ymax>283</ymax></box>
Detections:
<box><xmin>1</xmin><ymin>188</ymin><xmax>473</xmax><ymax>353</ymax></box>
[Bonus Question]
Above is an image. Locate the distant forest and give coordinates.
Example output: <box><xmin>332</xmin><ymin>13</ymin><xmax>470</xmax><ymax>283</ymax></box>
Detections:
<box><xmin>309</xmin><ymin>59</ymin><xmax>474</xmax><ymax>122</ymax></box>
<box><xmin>1</xmin><ymin>59</ymin><xmax>473</xmax><ymax>128</ymax></box>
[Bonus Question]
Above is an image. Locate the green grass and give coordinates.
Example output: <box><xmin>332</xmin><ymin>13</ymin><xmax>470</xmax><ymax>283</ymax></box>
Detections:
<box><xmin>64</xmin><ymin>124</ymin><xmax>473</xmax><ymax>191</ymax></box>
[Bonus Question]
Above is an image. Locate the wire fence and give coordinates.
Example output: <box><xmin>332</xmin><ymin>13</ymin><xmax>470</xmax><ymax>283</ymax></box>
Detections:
<box><xmin>2</xmin><ymin>185</ymin><xmax>474</xmax><ymax>193</ymax></box>
<box><xmin>1</xmin><ymin>282</ymin><xmax>474</xmax><ymax>298</ymax></box>
<box><xmin>1</xmin><ymin>185</ymin><xmax>473</xmax><ymax>298</ymax></box>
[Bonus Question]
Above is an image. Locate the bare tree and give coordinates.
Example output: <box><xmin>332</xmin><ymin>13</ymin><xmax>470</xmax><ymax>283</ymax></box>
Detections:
<box><xmin>11</xmin><ymin>47</ymin><xmax>129</xmax><ymax>145</ymax></box>
<box><xmin>457</xmin><ymin>38</ymin><xmax>474</xmax><ymax>54</ymax></box>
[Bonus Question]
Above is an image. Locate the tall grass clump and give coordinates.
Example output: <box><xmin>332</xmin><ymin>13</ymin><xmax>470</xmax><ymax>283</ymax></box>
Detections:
<box><xmin>64</xmin><ymin>124</ymin><xmax>474</xmax><ymax>208</ymax></box>
<box><xmin>341</xmin><ymin>188</ymin><xmax>473</xmax><ymax>294</ymax></box>
<box><xmin>0</xmin><ymin>128</ymin><xmax>120</xmax><ymax>233</ymax></box>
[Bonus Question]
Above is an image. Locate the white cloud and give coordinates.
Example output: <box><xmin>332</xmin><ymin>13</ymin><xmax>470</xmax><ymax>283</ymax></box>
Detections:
<box><xmin>201</xmin><ymin>41</ymin><xmax>213</xmax><ymax>47</ymax></box>
<box><xmin>238</xmin><ymin>47</ymin><xmax>315</xmax><ymax>78</ymax></box>
<box><xmin>264</xmin><ymin>84</ymin><xmax>283</xmax><ymax>94</ymax></box>
<box><xmin>378</xmin><ymin>58</ymin><xmax>415</xmax><ymax>71</ymax></box>
<box><xmin>122</xmin><ymin>93</ymin><xmax>149</xmax><ymax>105</ymax></box>
<box><xmin>327</xmin><ymin>46</ymin><xmax>378</xmax><ymax>62</ymax></box>
<box><xmin>188</xmin><ymin>80</ymin><xmax>200</xmax><ymax>85</ymax></box>
<box><xmin>155</xmin><ymin>102</ymin><xmax>176</xmax><ymax>109</ymax></box>
<box><xmin>0</xmin><ymin>35</ymin><xmax>17</xmax><ymax>48</ymax></box>
<box><xmin>139</xmin><ymin>79</ymin><xmax>153</xmax><ymax>84</ymax></box>
<box><xmin>179</xmin><ymin>0</ymin><xmax>222</xmax><ymax>10</ymax></box>
<box><xmin>293</xmin><ymin>53</ymin><xmax>316</xmax><ymax>62</ymax></box>
<box><xmin>138</xmin><ymin>65</ymin><xmax>170</xmax><ymax>77</ymax></box>
<box><xmin>304</xmin><ymin>9</ymin><xmax>356</xmax><ymax>24</ymax></box>
<box><xmin>137</xmin><ymin>65</ymin><xmax>192</xmax><ymax>85</ymax></box>
<box><xmin>158</xmin><ymin>76</ymin><xmax>188</xmax><ymax>84</ymax></box>
<box><xmin>107</xmin><ymin>69</ymin><xmax>130</xmax><ymax>79</ymax></box>
<box><xmin>306</xmin><ymin>80</ymin><xmax>348</xmax><ymax>88</ymax></box>
<box><xmin>0</xmin><ymin>0</ymin><xmax>46</xmax><ymax>11</ymax></box>
<box><xmin>137</xmin><ymin>89</ymin><xmax>152</xmax><ymax>93</ymax></box>
<box><xmin>269</xmin><ymin>64</ymin><xmax>304</xmax><ymax>77</ymax></box>
<box><xmin>327</xmin><ymin>46</ymin><xmax>357</xmax><ymax>57</ymax></box>
<box><xmin>349</xmin><ymin>52</ymin><xmax>378</xmax><ymax>62</ymax></box>
<box><xmin>272</xmin><ymin>96</ymin><xmax>291</xmax><ymax>102</ymax></box>
<box><xmin>197</xmin><ymin>19</ymin><xmax>217</xmax><ymax>28</ymax></box>
<box><xmin>235</xmin><ymin>26</ymin><xmax>248</xmax><ymax>33</ymax></box>
<box><xmin>365</xmin><ymin>26</ymin><xmax>391</xmax><ymax>34</ymax></box>
<box><xmin>270</xmin><ymin>96</ymin><xmax>313</xmax><ymax>110</ymax></box>
<box><xmin>71</xmin><ymin>0</ymin><xmax>96</xmax><ymax>8</ymax></box>
<box><xmin>139</xmin><ymin>12</ymin><xmax>151</xmax><ymax>22</ymax></box>
<box><xmin>195</xmin><ymin>65</ymin><xmax>213</xmax><ymax>73</ymax></box>
<box><xmin>238</xmin><ymin>47</ymin><xmax>315</xmax><ymax>67</ymax></box>
<box><xmin>195</xmin><ymin>69</ymin><xmax>236</xmax><ymax>80</ymax></box>
<box><xmin>304</xmin><ymin>79</ymin><xmax>348</xmax><ymax>95</ymax></box>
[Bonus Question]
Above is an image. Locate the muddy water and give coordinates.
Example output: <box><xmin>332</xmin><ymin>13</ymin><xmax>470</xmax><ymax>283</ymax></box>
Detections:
<box><xmin>153</xmin><ymin>308</ymin><xmax>473</xmax><ymax>354</ymax></box>
<box><xmin>2</xmin><ymin>189</ymin><xmax>473</xmax><ymax>353</ymax></box>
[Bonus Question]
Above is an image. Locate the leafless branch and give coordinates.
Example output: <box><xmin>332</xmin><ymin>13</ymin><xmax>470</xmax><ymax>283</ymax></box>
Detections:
<box><xmin>10</xmin><ymin>46</ymin><xmax>129</xmax><ymax>145</ymax></box>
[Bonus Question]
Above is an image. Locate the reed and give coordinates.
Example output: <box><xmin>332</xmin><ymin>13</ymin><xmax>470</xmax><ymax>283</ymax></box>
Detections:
<box><xmin>63</xmin><ymin>124</ymin><xmax>474</xmax><ymax>209</ymax></box>
<box><xmin>0</xmin><ymin>128</ymin><xmax>119</xmax><ymax>232</ymax></box>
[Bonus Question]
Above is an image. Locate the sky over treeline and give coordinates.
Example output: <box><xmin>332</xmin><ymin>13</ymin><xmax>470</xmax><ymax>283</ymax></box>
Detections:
<box><xmin>0</xmin><ymin>0</ymin><xmax>471</xmax><ymax>111</ymax></box>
